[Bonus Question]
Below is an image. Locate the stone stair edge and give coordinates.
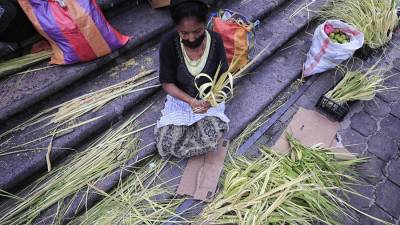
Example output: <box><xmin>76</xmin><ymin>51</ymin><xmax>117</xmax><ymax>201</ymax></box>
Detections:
<box><xmin>0</xmin><ymin>0</ymin><xmax>290</xmax><ymax>122</ymax></box>
<box><xmin>0</xmin><ymin>0</ymin><xmax>293</xmax><ymax>191</ymax></box>
<box><xmin>32</xmin><ymin>12</ymin><xmax>321</xmax><ymax>224</ymax></box>
<box><xmin>0</xmin><ymin>2</ymin><xmax>173</xmax><ymax>121</ymax></box>
<box><xmin>0</xmin><ymin>0</ymin><xmax>326</xmax><ymax>223</ymax></box>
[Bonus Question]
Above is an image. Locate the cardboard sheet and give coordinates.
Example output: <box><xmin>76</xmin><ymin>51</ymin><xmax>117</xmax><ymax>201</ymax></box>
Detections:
<box><xmin>272</xmin><ymin>107</ymin><xmax>355</xmax><ymax>160</ymax></box>
<box><xmin>177</xmin><ymin>139</ymin><xmax>229</xmax><ymax>202</ymax></box>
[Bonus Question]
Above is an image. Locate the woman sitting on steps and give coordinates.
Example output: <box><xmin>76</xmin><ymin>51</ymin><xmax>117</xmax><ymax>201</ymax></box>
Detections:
<box><xmin>155</xmin><ymin>0</ymin><xmax>229</xmax><ymax>158</ymax></box>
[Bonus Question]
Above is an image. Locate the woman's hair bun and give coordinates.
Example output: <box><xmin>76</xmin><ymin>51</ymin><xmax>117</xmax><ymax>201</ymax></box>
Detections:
<box><xmin>170</xmin><ymin>0</ymin><xmax>208</xmax><ymax>25</ymax></box>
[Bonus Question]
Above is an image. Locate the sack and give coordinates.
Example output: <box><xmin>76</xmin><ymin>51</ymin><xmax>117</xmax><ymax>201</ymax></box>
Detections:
<box><xmin>17</xmin><ymin>0</ymin><xmax>130</xmax><ymax>65</ymax></box>
<box><xmin>303</xmin><ymin>20</ymin><xmax>364</xmax><ymax>77</ymax></box>
<box><xmin>208</xmin><ymin>9</ymin><xmax>258</xmax><ymax>73</ymax></box>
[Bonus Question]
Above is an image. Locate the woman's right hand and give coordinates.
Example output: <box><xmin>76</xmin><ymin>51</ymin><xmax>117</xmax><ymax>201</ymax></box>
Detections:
<box><xmin>190</xmin><ymin>99</ymin><xmax>210</xmax><ymax>113</ymax></box>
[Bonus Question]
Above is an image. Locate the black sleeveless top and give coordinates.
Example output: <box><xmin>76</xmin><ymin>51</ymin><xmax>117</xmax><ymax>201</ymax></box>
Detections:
<box><xmin>158</xmin><ymin>29</ymin><xmax>229</xmax><ymax>99</ymax></box>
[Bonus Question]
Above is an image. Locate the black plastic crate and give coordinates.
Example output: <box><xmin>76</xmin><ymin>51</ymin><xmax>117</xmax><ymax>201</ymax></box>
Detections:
<box><xmin>316</xmin><ymin>95</ymin><xmax>350</xmax><ymax>121</ymax></box>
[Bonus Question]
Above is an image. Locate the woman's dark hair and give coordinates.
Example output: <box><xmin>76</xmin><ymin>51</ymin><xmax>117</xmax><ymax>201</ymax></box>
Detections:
<box><xmin>170</xmin><ymin>1</ymin><xmax>208</xmax><ymax>25</ymax></box>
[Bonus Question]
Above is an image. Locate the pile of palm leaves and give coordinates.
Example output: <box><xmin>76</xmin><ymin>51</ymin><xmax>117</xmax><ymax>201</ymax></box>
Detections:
<box><xmin>68</xmin><ymin>157</ymin><xmax>185</xmax><ymax>225</ymax></box>
<box><xmin>50</xmin><ymin>117</ymin><xmax>388</xmax><ymax>225</ymax></box>
<box><xmin>320</xmin><ymin>0</ymin><xmax>398</xmax><ymax>49</ymax></box>
<box><xmin>195</xmin><ymin>134</ymin><xmax>378</xmax><ymax>225</ymax></box>
<box><xmin>325</xmin><ymin>64</ymin><xmax>390</xmax><ymax>104</ymax></box>
<box><xmin>0</xmin><ymin>106</ymin><xmax>153</xmax><ymax>225</ymax></box>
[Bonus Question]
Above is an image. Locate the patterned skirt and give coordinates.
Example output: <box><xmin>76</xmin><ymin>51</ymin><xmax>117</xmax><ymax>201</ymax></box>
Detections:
<box><xmin>155</xmin><ymin>116</ymin><xmax>228</xmax><ymax>159</ymax></box>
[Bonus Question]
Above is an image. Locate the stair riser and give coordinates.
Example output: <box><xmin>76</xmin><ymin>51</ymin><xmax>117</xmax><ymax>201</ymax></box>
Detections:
<box><xmin>2</xmin><ymin>0</ymin><xmax>326</xmax><ymax>223</ymax></box>
<box><xmin>0</xmin><ymin>0</ymin><xmax>291</xmax><ymax>193</ymax></box>
<box><xmin>40</xmin><ymin>5</ymin><xmax>324</xmax><ymax>224</ymax></box>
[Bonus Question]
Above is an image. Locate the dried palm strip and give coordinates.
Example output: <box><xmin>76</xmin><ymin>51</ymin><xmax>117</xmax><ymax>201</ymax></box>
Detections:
<box><xmin>0</xmin><ymin>189</ymin><xmax>24</xmax><ymax>201</ymax></box>
<box><xmin>14</xmin><ymin>65</ymin><xmax>56</xmax><ymax>76</ymax></box>
<box><xmin>0</xmin><ymin>147</ymin><xmax>75</xmax><ymax>157</ymax></box>
<box><xmin>0</xmin><ymin>70</ymin><xmax>159</xmax><ymax>150</ymax></box>
<box><xmin>0</xmin><ymin>50</ymin><xmax>52</xmax><ymax>78</ymax></box>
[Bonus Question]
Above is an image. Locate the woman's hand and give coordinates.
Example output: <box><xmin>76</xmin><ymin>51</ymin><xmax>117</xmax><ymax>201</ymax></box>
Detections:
<box><xmin>161</xmin><ymin>83</ymin><xmax>211</xmax><ymax>113</ymax></box>
<box><xmin>190</xmin><ymin>99</ymin><xmax>211</xmax><ymax>113</ymax></box>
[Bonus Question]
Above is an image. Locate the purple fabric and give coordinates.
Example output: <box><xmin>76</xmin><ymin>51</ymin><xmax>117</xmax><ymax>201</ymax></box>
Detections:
<box><xmin>30</xmin><ymin>0</ymin><xmax>79</xmax><ymax>63</ymax></box>
<box><xmin>75</xmin><ymin>0</ymin><xmax>124</xmax><ymax>50</ymax></box>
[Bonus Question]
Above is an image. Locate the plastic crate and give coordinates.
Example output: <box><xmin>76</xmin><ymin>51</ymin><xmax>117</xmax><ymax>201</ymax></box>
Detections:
<box><xmin>316</xmin><ymin>95</ymin><xmax>350</xmax><ymax>121</ymax></box>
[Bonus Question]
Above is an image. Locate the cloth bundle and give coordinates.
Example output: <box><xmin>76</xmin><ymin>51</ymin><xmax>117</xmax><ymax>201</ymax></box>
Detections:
<box><xmin>18</xmin><ymin>0</ymin><xmax>130</xmax><ymax>64</ymax></box>
<box><xmin>209</xmin><ymin>9</ymin><xmax>258</xmax><ymax>73</ymax></box>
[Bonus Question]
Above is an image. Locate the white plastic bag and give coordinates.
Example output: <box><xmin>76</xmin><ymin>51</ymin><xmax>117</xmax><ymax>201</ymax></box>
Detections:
<box><xmin>303</xmin><ymin>20</ymin><xmax>364</xmax><ymax>77</ymax></box>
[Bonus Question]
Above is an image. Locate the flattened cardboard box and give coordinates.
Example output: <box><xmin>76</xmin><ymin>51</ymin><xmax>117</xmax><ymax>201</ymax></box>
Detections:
<box><xmin>272</xmin><ymin>107</ymin><xmax>356</xmax><ymax>160</ymax></box>
<box><xmin>177</xmin><ymin>139</ymin><xmax>229</xmax><ymax>202</ymax></box>
<box><xmin>148</xmin><ymin>0</ymin><xmax>170</xmax><ymax>8</ymax></box>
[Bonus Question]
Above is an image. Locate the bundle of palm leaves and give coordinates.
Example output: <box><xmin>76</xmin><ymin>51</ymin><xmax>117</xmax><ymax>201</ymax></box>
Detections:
<box><xmin>320</xmin><ymin>0</ymin><xmax>398</xmax><ymax>49</ymax></box>
<box><xmin>0</xmin><ymin>70</ymin><xmax>158</xmax><ymax>154</ymax></box>
<box><xmin>325</xmin><ymin>64</ymin><xmax>390</xmax><ymax>104</ymax></box>
<box><xmin>68</xmin><ymin>157</ymin><xmax>186</xmax><ymax>225</ymax></box>
<box><xmin>195</xmin><ymin>64</ymin><xmax>234</xmax><ymax>107</ymax></box>
<box><xmin>196</xmin><ymin>134</ymin><xmax>384</xmax><ymax>225</ymax></box>
<box><xmin>0</xmin><ymin>106</ymin><xmax>154</xmax><ymax>225</ymax></box>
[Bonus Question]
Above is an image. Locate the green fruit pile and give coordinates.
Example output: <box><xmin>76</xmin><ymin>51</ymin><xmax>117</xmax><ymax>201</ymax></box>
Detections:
<box><xmin>329</xmin><ymin>29</ymin><xmax>350</xmax><ymax>44</ymax></box>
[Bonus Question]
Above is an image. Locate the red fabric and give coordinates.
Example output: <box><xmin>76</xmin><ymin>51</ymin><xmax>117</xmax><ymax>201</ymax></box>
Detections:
<box><xmin>212</xmin><ymin>16</ymin><xmax>250</xmax><ymax>73</ymax></box>
<box><xmin>18</xmin><ymin>0</ymin><xmax>129</xmax><ymax>64</ymax></box>
<box><xmin>49</xmin><ymin>2</ymin><xmax>97</xmax><ymax>61</ymax></box>
<box><xmin>31</xmin><ymin>40</ymin><xmax>51</xmax><ymax>54</ymax></box>
<box><xmin>304</xmin><ymin>38</ymin><xmax>331</xmax><ymax>75</ymax></box>
<box><xmin>213</xmin><ymin>17</ymin><xmax>237</xmax><ymax>65</ymax></box>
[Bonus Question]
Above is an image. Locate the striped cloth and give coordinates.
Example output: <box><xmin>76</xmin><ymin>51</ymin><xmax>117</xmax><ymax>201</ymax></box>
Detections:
<box><xmin>17</xmin><ymin>0</ymin><xmax>129</xmax><ymax>64</ymax></box>
<box><xmin>156</xmin><ymin>95</ymin><xmax>230</xmax><ymax>129</ymax></box>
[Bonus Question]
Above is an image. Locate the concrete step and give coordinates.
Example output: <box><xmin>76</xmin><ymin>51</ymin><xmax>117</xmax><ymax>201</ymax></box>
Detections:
<box><xmin>0</xmin><ymin>0</ymin><xmax>292</xmax><ymax>192</ymax></box>
<box><xmin>0</xmin><ymin>0</ymin><xmax>288</xmax><ymax>125</ymax></box>
<box><xmin>0</xmin><ymin>0</ymin><xmax>328</xmax><ymax>223</ymax></box>
<box><xmin>0</xmin><ymin>1</ymin><xmax>173</xmax><ymax>122</ymax></box>
<box><xmin>68</xmin><ymin>19</ymin><xmax>321</xmax><ymax>224</ymax></box>
<box><xmin>3</xmin><ymin>1</ymin><xmax>329</xmax><ymax>223</ymax></box>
